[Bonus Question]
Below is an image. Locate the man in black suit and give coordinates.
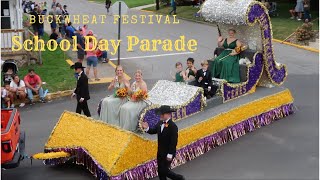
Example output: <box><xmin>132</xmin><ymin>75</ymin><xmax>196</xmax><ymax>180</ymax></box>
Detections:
<box><xmin>71</xmin><ymin>62</ymin><xmax>91</xmax><ymax>117</ymax></box>
<box><xmin>195</xmin><ymin>60</ymin><xmax>217</xmax><ymax>99</ymax></box>
<box><xmin>142</xmin><ymin>105</ymin><xmax>184</xmax><ymax>180</ymax></box>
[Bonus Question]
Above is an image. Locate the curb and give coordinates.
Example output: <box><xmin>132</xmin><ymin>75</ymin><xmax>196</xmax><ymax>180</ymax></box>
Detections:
<box><xmin>272</xmin><ymin>39</ymin><xmax>319</xmax><ymax>53</ymax></box>
<box><xmin>139</xmin><ymin>9</ymin><xmax>319</xmax><ymax>53</ymax></box>
<box><xmin>46</xmin><ymin>90</ymin><xmax>74</xmax><ymax>101</ymax></box>
<box><xmin>13</xmin><ymin>90</ymin><xmax>74</xmax><ymax>106</ymax></box>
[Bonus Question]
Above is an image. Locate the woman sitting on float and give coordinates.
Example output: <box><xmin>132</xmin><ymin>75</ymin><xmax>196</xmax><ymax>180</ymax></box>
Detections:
<box><xmin>99</xmin><ymin>65</ymin><xmax>130</xmax><ymax>125</ymax></box>
<box><xmin>209</xmin><ymin>28</ymin><xmax>242</xmax><ymax>83</ymax></box>
<box><xmin>119</xmin><ymin>70</ymin><xmax>148</xmax><ymax>131</ymax></box>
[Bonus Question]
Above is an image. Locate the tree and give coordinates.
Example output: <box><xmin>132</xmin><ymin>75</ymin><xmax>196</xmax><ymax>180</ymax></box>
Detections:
<box><xmin>156</xmin><ymin>0</ymin><xmax>160</xmax><ymax>10</ymax></box>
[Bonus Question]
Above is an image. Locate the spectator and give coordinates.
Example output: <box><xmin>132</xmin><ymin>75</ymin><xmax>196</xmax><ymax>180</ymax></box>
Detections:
<box><xmin>41</xmin><ymin>1</ymin><xmax>48</xmax><ymax>14</ymax></box>
<box><xmin>49</xmin><ymin>6</ymin><xmax>57</xmax><ymax>33</ymax></box>
<box><xmin>290</xmin><ymin>0</ymin><xmax>304</xmax><ymax>20</ymax></box>
<box><xmin>37</xmin><ymin>7</ymin><xmax>44</xmax><ymax>37</ymax></box>
<box><xmin>56</xmin><ymin>4</ymin><xmax>66</xmax><ymax>37</ymax></box>
<box><xmin>49</xmin><ymin>28</ymin><xmax>62</xmax><ymax>43</ymax></box>
<box><xmin>169</xmin><ymin>0</ymin><xmax>177</xmax><ymax>15</ymax></box>
<box><xmin>62</xmin><ymin>5</ymin><xmax>69</xmax><ymax>16</ymax></box>
<box><xmin>51</xmin><ymin>0</ymin><xmax>56</xmax><ymax>9</ymax></box>
<box><xmin>4</xmin><ymin>67</ymin><xmax>14</xmax><ymax>83</ymax></box>
<box><xmin>30</xmin><ymin>7</ymin><xmax>39</xmax><ymax>35</ymax></box>
<box><xmin>106</xmin><ymin>0</ymin><xmax>112</xmax><ymax>13</ymax></box>
<box><xmin>50</xmin><ymin>27</ymin><xmax>59</xmax><ymax>40</ymax></box>
<box><xmin>303</xmin><ymin>0</ymin><xmax>311</xmax><ymax>21</ymax></box>
<box><xmin>9</xmin><ymin>74</ymin><xmax>27</xmax><ymax>107</ymax></box>
<box><xmin>24</xmin><ymin>69</ymin><xmax>46</xmax><ymax>103</ymax></box>
<box><xmin>75</xmin><ymin>26</ymin><xmax>85</xmax><ymax>63</ymax></box>
<box><xmin>261</xmin><ymin>0</ymin><xmax>271</xmax><ymax>10</ymax></box>
<box><xmin>96</xmin><ymin>49</ymin><xmax>109</xmax><ymax>63</ymax></box>
<box><xmin>66</xmin><ymin>22</ymin><xmax>76</xmax><ymax>38</ymax></box>
<box><xmin>31</xmin><ymin>1</ymin><xmax>35</xmax><ymax>11</ymax></box>
<box><xmin>83</xmin><ymin>24</ymin><xmax>88</xmax><ymax>35</ymax></box>
<box><xmin>86</xmin><ymin>34</ymin><xmax>100</xmax><ymax>81</ymax></box>
<box><xmin>1</xmin><ymin>82</ymin><xmax>12</xmax><ymax>108</ymax></box>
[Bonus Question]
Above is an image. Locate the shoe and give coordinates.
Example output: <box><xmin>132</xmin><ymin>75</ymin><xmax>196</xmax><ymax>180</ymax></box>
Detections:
<box><xmin>102</xmin><ymin>59</ymin><xmax>109</xmax><ymax>63</ymax></box>
<box><xmin>29</xmin><ymin>100</ymin><xmax>35</xmax><ymax>105</ymax></box>
<box><xmin>297</xmin><ymin>18</ymin><xmax>301</xmax><ymax>21</ymax></box>
<box><xmin>11</xmin><ymin>104</ymin><xmax>15</xmax><ymax>108</ymax></box>
<box><xmin>290</xmin><ymin>16</ymin><xmax>295</xmax><ymax>19</ymax></box>
<box><xmin>95</xmin><ymin>78</ymin><xmax>100</xmax><ymax>81</ymax></box>
<box><xmin>207</xmin><ymin>95</ymin><xmax>212</xmax><ymax>99</ymax></box>
<box><xmin>19</xmin><ymin>103</ymin><xmax>25</xmax><ymax>107</ymax></box>
<box><xmin>40</xmin><ymin>98</ymin><xmax>46</xmax><ymax>103</ymax></box>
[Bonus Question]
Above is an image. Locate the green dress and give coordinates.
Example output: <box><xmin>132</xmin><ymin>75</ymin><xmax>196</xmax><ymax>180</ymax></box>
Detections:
<box><xmin>175</xmin><ymin>71</ymin><xmax>184</xmax><ymax>82</ymax></box>
<box><xmin>210</xmin><ymin>39</ymin><xmax>240</xmax><ymax>83</ymax></box>
<box><xmin>186</xmin><ymin>68</ymin><xmax>195</xmax><ymax>78</ymax></box>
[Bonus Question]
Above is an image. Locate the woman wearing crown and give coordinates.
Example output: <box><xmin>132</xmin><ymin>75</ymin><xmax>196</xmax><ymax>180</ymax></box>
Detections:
<box><xmin>210</xmin><ymin>28</ymin><xmax>242</xmax><ymax>83</ymax></box>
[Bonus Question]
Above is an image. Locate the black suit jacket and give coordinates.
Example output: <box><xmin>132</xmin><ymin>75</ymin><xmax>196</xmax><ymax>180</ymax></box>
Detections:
<box><xmin>147</xmin><ymin>119</ymin><xmax>178</xmax><ymax>158</ymax></box>
<box><xmin>195</xmin><ymin>69</ymin><xmax>213</xmax><ymax>87</ymax></box>
<box><xmin>74</xmin><ymin>72</ymin><xmax>90</xmax><ymax>101</ymax></box>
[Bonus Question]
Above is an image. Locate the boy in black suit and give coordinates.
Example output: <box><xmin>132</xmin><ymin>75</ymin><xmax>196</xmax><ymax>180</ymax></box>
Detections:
<box><xmin>195</xmin><ymin>60</ymin><xmax>216</xmax><ymax>99</ymax></box>
<box><xmin>142</xmin><ymin>105</ymin><xmax>185</xmax><ymax>180</ymax></box>
<box><xmin>71</xmin><ymin>62</ymin><xmax>91</xmax><ymax>117</ymax></box>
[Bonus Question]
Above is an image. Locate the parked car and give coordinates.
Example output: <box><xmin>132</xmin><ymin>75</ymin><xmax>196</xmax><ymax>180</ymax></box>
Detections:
<box><xmin>1</xmin><ymin>108</ymin><xmax>25</xmax><ymax>169</ymax></box>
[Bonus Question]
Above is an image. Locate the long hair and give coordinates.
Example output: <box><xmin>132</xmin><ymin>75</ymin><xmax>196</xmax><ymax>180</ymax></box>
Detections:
<box><xmin>12</xmin><ymin>74</ymin><xmax>21</xmax><ymax>87</ymax></box>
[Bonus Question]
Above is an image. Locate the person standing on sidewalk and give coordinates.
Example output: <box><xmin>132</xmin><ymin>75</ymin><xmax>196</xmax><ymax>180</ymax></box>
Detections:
<box><xmin>169</xmin><ymin>0</ymin><xmax>177</xmax><ymax>15</ymax></box>
<box><xmin>75</xmin><ymin>26</ymin><xmax>85</xmax><ymax>63</ymax></box>
<box><xmin>71</xmin><ymin>62</ymin><xmax>91</xmax><ymax>117</ymax></box>
<box><xmin>105</xmin><ymin>0</ymin><xmax>112</xmax><ymax>13</ymax></box>
<box><xmin>85</xmin><ymin>33</ymin><xmax>100</xmax><ymax>81</ymax></box>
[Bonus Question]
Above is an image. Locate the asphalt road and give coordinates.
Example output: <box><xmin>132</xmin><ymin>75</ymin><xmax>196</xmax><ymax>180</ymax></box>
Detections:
<box><xmin>2</xmin><ymin>0</ymin><xmax>319</xmax><ymax>179</ymax></box>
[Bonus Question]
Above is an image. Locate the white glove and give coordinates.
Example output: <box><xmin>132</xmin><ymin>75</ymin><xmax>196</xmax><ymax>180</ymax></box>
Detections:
<box><xmin>79</xmin><ymin>98</ymin><xmax>84</xmax><ymax>102</ymax></box>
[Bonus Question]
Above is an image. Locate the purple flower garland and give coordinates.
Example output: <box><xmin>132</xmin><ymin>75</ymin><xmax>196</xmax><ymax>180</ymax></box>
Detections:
<box><xmin>44</xmin><ymin>103</ymin><xmax>294</xmax><ymax>180</ymax></box>
<box><xmin>223</xmin><ymin>53</ymin><xmax>264</xmax><ymax>102</ymax></box>
<box><xmin>247</xmin><ymin>4</ymin><xmax>287</xmax><ymax>85</ymax></box>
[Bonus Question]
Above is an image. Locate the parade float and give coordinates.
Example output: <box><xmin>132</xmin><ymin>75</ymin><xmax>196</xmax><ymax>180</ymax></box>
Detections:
<box><xmin>35</xmin><ymin>0</ymin><xmax>294</xmax><ymax>179</ymax></box>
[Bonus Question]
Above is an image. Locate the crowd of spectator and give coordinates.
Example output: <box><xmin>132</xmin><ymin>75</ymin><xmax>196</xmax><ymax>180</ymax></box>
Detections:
<box><xmin>1</xmin><ymin>69</ymin><xmax>46</xmax><ymax>108</ymax></box>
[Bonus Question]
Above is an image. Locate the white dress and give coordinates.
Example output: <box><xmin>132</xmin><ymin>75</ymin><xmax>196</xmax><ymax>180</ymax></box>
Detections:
<box><xmin>119</xmin><ymin>82</ymin><xmax>148</xmax><ymax>131</ymax></box>
<box><xmin>99</xmin><ymin>82</ymin><xmax>128</xmax><ymax>126</ymax></box>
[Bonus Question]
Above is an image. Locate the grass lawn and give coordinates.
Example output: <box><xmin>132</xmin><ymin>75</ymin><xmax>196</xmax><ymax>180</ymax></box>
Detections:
<box><xmin>144</xmin><ymin>3</ymin><xmax>319</xmax><ymax>40</ymax></box>
<box><xmin>18</xmin><ymin>33</ymin><xmax>76</xmax><ymax>92</ymax></box>
<box><xmin>90</xmin><ymin>0</ymin><xmax>155</xmax><ymax>8</ymax></box>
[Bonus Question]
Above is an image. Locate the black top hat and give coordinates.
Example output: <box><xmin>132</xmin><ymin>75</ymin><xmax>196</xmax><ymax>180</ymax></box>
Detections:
<box><xmin>70</xmin><ymin>62</ymin><xmax>86</xmax><ymax>69</ymax></box>
<box><xmin>155</xmin><ymin>105</ymin><xmax>176</xmax><ymax>115</ymax></box>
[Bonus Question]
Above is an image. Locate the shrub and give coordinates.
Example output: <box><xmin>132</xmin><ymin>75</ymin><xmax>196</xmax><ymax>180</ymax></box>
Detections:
<box><xmin>295</xmin><ymin>22</ymin><xmax>315</xmax><ymax>42</ymax></box>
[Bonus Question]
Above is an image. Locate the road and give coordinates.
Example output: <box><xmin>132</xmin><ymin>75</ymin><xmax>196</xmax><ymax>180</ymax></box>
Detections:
<box><xmin>2</xmin><ymin>0</ymin><xmax>319</xmax><ymax>179</ymax></box>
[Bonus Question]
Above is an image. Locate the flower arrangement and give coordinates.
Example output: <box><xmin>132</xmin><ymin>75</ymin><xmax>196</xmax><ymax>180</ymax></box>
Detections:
<box><xmin>32</xmin><ymin>151</ymin><xmax>70</xmax><ymax>160</ymax></box>
<box><xmin>235</xmin><ymin>45</ymin><xmax>247</xmax><ymax>54</ymax></box>
<box><xmin>131</xmin><ymin>90</ymin><xmax>148</xmax><ymax>101</ymax></box>
<box><xmin>114</xmin><ymin>87</ymin><xmax>128</xmax><ymax>98</ymax></box>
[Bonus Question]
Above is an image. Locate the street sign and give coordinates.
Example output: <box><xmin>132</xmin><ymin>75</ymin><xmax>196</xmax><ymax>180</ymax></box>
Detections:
<box><xmin>111</xmin><ymin>1</ymin><xmax>129</xmax><ymax>16</ymax></box>
<box><xmin>111</xmin><ymin>1</ymin><xmax>129</xmax><ymax>65</ymax></box>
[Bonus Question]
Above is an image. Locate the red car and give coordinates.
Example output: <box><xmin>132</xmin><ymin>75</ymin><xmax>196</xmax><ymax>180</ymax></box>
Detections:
<box><xmin>1</xmin><ymin>108</ymin><xmax>25</xmax><ymax>169</ymax></box>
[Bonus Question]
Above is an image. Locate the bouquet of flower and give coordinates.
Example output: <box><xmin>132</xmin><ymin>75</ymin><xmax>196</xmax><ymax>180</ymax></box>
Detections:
<box><xmin>131</xmin><ymin>90</ymin><xmax>148</xmax><ymax>101</ymax></box>
<box><xmin>235</xmin><ymin>45</ymin><xmax>247</xmax><ymax>54</ymax></box>
<box><xmin>114</xmin><ymin>87</ymin><xmax>128</xmax><ymax>98</ymax></box>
